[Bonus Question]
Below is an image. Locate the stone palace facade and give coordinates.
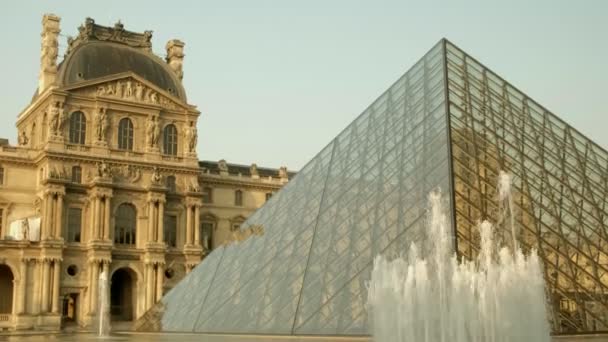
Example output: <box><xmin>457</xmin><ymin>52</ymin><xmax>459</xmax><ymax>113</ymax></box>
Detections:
<box><xmin>0</xmin><ymin>14</ymin><xmax>291</xmax><ymax>331</ymax></box>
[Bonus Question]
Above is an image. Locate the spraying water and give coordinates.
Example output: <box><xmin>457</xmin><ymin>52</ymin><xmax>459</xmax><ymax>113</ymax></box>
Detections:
<box><xmin>368</xmin><ymin>173</ymin><xmax>550</xmax><ymax>342</ymax></box>
<box><xmin>98</xmin><ymin>269</ymin><xmax>111</xmax><ymax>337</ymax></box>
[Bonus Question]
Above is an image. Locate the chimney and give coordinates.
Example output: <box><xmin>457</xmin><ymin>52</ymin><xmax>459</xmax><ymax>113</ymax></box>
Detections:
<box><xmin>38</xmin><ymin>14</ymin><xmax>61</xmax><ymax>92</ymax></box>
<box><xmin>165</xmin><ymin>39</ymin><xmax>185</xmax><ymax>81</ymax></box>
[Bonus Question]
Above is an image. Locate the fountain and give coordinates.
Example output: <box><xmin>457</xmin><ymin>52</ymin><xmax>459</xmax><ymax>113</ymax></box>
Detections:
<box><xmin>368</xmin><ymin>172</ymin><xmax>551</xmax><ymax>342</ymax></box>
<box><xmin>98</xmin><ymin>269</ymin><xmax>111</xmax><ymax>337</ymax></box>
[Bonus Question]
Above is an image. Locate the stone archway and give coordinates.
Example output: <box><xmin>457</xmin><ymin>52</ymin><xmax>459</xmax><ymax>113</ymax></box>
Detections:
<box><xmin>110</xmin><ymin>268</ymin><xmax>137</xmax><ymax>321</ymax></box>
<box><xmin>0</xmin><ymin>265</ymin><xmax>14</xmax><ymax>314</ymax></box>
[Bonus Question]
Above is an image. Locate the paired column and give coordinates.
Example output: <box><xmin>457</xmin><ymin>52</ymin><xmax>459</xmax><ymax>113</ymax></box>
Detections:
<box><xmin>157</xmin><ymin>201</ymin><xmax>164</xmax><ymax>243</ymax></box>
<box><xmin>89</xmin><ymin>261</ymin><xmax>99</xmax><ymax>315</ymax></box>
<box><xmin>51</xmin><ymin>259</ymin><xmax>61</xmax><ymax>313</ymax></box>
<box><xmin>90</xmin><ymin>193</ymin><xmax>112</xmax><ymax>241</ymax></box>
<box><xmin>194</xmin><ymin>204</ymin><xmax>200</xmax><ymax>246</ymax></box>
<box><xmin>146</xmin><ymin>198</ymin><xmax>166</xmax><ymax>244</ymax></box>
<box><xmin>54</xmin><ymin>193</ymin><xmax>64</xmax><ymax>238</ymax></box>
<box><xmin>103</xmin><ymin>197</ymin><xmax>111</xmax><ymax>240</ymax></box>
<box><xmin>156</xmin><ymin>264</ymin><xmax>164</xmax><ymax>302</ymax></box>
<box><xmin>41</xmin><ymin>259</ymin><xmax>51</xmax><ymax>313</ymax></box>
<box><xmin>185</xmin><ymin>204</ymin><xmax>192</xmax><ymax>246</ymax></box>
<box><xmin>145</xmin><ymin>263</ymin><xmax>154</xmax><ymax>309</ymax></box>
<box><xmin>18</xmin><ymin>258</ymin><xmax>28</xmax><ymax>314</ymax></box>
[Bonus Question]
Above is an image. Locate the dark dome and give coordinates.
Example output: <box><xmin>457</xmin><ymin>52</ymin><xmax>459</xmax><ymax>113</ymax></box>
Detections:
<box><xmin>58</xmin><ymin>41</ymin><xmax>186</xmax><ymax>101</ymax></box>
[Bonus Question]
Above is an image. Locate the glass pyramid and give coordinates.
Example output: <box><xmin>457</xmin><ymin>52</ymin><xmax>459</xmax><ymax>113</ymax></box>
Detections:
<box><xmin>157</xmin><ymin>39</ymin><xmax>608</xmax><ymax>335</ymax></box>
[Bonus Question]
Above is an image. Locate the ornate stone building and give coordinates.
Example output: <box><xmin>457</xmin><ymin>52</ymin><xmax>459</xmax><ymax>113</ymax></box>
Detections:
<box><xmin>0</xmin><ymin>15</ymin><xmax>291</xmax><ymax>331</ymax></box>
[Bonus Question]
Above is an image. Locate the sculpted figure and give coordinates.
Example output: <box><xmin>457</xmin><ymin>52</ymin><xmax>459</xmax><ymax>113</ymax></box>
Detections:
<box><xmin>19</xmin><ymin>130</ymin><xmax>28</xmax><ymax>145</ymax></box>
<box><xmin>97</xmin><ymin>86</ymin><xmax>106</xmax><ymax>96</ymax></box>
<box><xmin>218</xmin><ymin>159</ymin><xmax>228</xmax><ymax>173</ymax></box>
<box><xmin>185</xmin><ymin>121</ymin><xmax>197</xmax><ymax>153</ymax></box>
<box><xmin>21</xmin><ymin>219</ymin><xmax>30</xmax><ymax>241</ymax></box>
<box><xmin>57</xmin><ymin>105</ymin><xmax>68</xmax><ymax>136</ymax></box>
<box><xmin>97</xmin><ymin>161</ymin><xmax>111</xmax><ymax>178</ymax></box>
<box><xmin>135</xmin><ymin>83</ymin><xmax>144</xmax><ymax>101</ymax></box>
<box><xmin>146</xmin><ymin>115</ymin><xmax>154</xmax><ymax>147</ymax></box>
<box><xmin>106</xmin><ymin>83</ymin><xmax>115</xmax><ymax>96</ymax></box>
<box><xmin>125</xmin><ymin>80</ymin><xmax>134</xmax><ymax>98</ymax></box>
<box><xmin>94</xmin><ymin>108</ymin><xmax>108</xmax><ymax>141</ymax></box>
<box><xmin>48</xmin><ymin>102</ymin><xmax>60</xmax><ymax>136</ymax></box>
<box><xmin>250</xmin><ymin>163</ymin><xmax>259</xmax><ymax>177</ymax></box>
<box><xmin>152</xmin><ymin>117</ymin><xmax>160</xmax><ymax>146</ymax></box>
<box><xmin>115</xmin><ymin>81</ymin><xmax>124</xmax><ymax>98</ymax></box>
<box><xmin>150</xmin><ymin>91</ymin><xmax>159</xmax><ymax>104</ymax></box>
<box><xmin>151</xmin><ymin>166</ymin><xmax>162</xmax><ymax>184</ymax></box>
<box><xmin>279</xmin><ymin>166</ymin><xmax>288</xmax><ymax>179</ymax></box>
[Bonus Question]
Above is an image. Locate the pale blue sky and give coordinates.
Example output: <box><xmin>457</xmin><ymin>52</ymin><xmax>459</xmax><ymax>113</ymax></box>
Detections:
<box><xmin>0</xmin><ymin>1</ymin><xmax>606</xmax><ymax>170</ymax></box>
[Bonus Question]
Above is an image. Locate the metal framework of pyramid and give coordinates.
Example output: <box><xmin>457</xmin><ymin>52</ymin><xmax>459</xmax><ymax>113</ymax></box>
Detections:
<box><xmin>158</xmin><ymin>39</ymin><xmax>608</xmax><ymax>335</ymax></box>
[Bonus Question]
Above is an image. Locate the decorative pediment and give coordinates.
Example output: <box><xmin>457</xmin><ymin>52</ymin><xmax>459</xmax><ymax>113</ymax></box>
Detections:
<box><xmin>65</xmin><ymin>74</ymin><xmax>189</xmax><ymax>111</ymax></box>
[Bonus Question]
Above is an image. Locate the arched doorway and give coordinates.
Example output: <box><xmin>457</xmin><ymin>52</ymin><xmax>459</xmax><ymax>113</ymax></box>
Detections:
<box><xmin>110</xmin><ymin>268</ymin><xmax>136</xmax><ymax>321</ymax></box>
<box><xmin>0</xmin><ymin>265</ymin><xmax>14</xmax><ymax>314</ymax></box>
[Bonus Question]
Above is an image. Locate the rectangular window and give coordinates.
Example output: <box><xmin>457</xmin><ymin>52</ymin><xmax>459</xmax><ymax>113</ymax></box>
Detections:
<box><xmin>72</xmin><ymin>166</ymin><xmax>81</xmax><ymax>184</ymax></box>
<box><xmin>265</xmin><ymin>192</ymin><xmax>273</xmax><ymax>201</ymax></box>
<box><xmin>0</xmin><ymin>208</ymin><xmax>3</xmax><ymax>238</ymax></box>
<box><xmin>200</xmin><ymin>221</ymin><xmax>214</xmax><ymax>249</ymax></box>
<box><xmin>202</xmin><ymin>187</ymin><xmax>213</xmax><ymax>204</ymax></box>
<box><xmin>67</xmin><ymin>208</ymin><xmax>82</xmax><ymax>243</ymax></box>
<box><xmin>164</xmin><ymin>214</ymin><xmax>177</xmax><ymax>248</ymax></box>
<box><xmin>235</xmin><ymin>190</ymin><xmax>243</xmax><ymax>206</ymax></box>
<box><xmin>0</xmin><ymin>167</ymin><xmax>4</xmax><ymax>186</ymax></box>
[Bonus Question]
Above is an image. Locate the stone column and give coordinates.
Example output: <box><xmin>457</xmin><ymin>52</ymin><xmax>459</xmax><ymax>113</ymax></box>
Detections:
<box><xmin>103</xmin><ymin>197</ymin><xmax>111</xmax><ymax>241</ymax></box>
<box><xmin>92</xmin><ymin>195</ymin><xmax>100</xmax><ymax>240</ymax></box>
<box><xmin>51</xmin><ymin>259</ymin><xmax>61</xmax><ymax>313</ymax></box>
<box><xmin>145</xmin><ymin>263</ymin><xmax>154</xmax><ymax>309</ymax></box>
<box><xmin>42</xmin><ymin>193</ymin><xmax>53</xmax><ymax>240</ymax></box>
<box><xmin>157</xmin><ymin>201</ymin><xmax>164</xmax><ymax>244</ymax></box>
<box><xmin>89</xmin><ymin>261</ymin><xmax>99</xmax><ymax>314</ymax></box>
<box><xmin>55</xmin><ymin>193</ymin><xmax>63</xmax><ymax>239</ymax></box>
<box><xmin>156</xmin><ymin>264</ymin><xmax>164</xmax><ymax>302</ymax></box>
<box><xmin>19</xmin><ymin>258</ymin><xmax>28</xmax><ymax>314</ymax></box>
<box><xmin>147</xmin><ymin>201</ymin><xmax>154</xmax><ymax>242</ymax></box>
<box><xmin>194</xmin><ymin>205</ymin><xmax>201</xmax><ymax>246</ymax></box>
<box><xmin>41</xmin><ymin>259</ymin><xmax>50</xmax><ymax>313</ymax></box>
<box><xmin>32</xmin><ymin>260</ymin><xmax>41</xmax><ymax>314</ymax></box>
<box><xmin>185</xmin><ymin>204</ymin><xmax>192</xmax><ymax>246</ymax></box>
<box><xmin>38</xmin><ymin>14</ymin><xmax>61</xmax><ymax>92</ymax></box>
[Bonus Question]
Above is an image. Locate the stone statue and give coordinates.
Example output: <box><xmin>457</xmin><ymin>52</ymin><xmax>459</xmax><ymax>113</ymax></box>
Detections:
<box><xmin>97</xmin><ymin>161</ymin><xmax>111</xmax><ymax>178</ymax></box>
<box><xmin>57</xmin><ymin>105</ymin><xmax>68</xmax><ymax>136</ymax></box>
<box><xmin>115</xmin><ymin>80</ymin><xmax>124</xmax><ymax>98</ymax></box>
<box><xmin>18</xmin><ymin>130</ymin><xmax>28</xmax><ymax>146</ymax></box>
<box><xmin>278</xmin><ymin>166</ymin><xmax>288</xmax><ymax>179</ymax></box>
<box><xmin>185</xmin><ymin>121</ymin><xmax>197</xmax><ymax>153</ymax></box>
<box><xmin>106</xmin><ymin>83</ymin><xmax>115</xmax><ymax>96</ymax></box>
<box><xmin>188</xmin><ymin>179</ymin><xmax>201</xmax><ymax>192</ymax></box>
<box><xmin>135</xmin><ymin>82</ymin><xmax>144</xmax><ymax>101</ymax></box>
<box><xmin>97</xmin><ymin>86</ymin><xmax>106</xmax><ymax>96</ymax></box>
<box><xmin>150</xmin><ymin>91</ymin><xmax>159</xmax><ymax>104</ymax></box>
<box><xmin>151</xmin><ymin>166</ymin><xmax>162</xmax><ymax>185</ymax></box>
<box><xmin>48</xmin><ymin>102</ymin><xmax>60</xmax><ymax>136</ymax></box>
<box><xmin>21</xmin><ymin>219</ymin><xmax>30</xmax><ymax>241</ymax></box>
<box><xmin>125</xmin><ymin>80</ymin><xmax>134</xmax><ymax>98</ymax></box>
<box><xmin>41</xmin><ymin>33</ymin><xmax>58</xmax><ymax>72</ymax></box>
<box><xmin>146</xmin><ymin>115</ymin><xmax>160</xmax><ymax>148</ymax></box>
<box><xmin>250</xmin><ymin>163</ymin><xmax>259</xmax><ymax>177</ymax></box>
<box><xmin>218</xmin><ymin>159</ymin><xmax>228</xmax><ymax>173</ymax></box>
<box><xmin>94</xmin><ymin>107</ymin><xmax>108</xmax><ymax>141</ymax></box>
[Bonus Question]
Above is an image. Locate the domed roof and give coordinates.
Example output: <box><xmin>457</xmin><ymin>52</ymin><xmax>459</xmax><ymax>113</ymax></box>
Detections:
<box><xmin>55</xmin><ymin>18</ymin><xmax>186</xmax><ymax>101</ymax></box>
<box><xmin>58</xmin><ymin>41</ymin><xmax>186</xmax><ymax>101</ymax></box>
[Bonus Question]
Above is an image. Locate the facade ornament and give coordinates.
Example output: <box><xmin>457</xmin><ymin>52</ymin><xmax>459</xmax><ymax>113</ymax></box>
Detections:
<box><xmin>250</xmin><ymin>163</ymin><xmax>259</xmax><ymax>177</ymax></box>
<box><xmin>146</xmin><ymin>115</ymin><xmax>160</xmax><ymax>148</ymax></box>
<box><xmin>150</xmin><ymin>166</ymin><xmax>163</xmax><ymax>185</ymax></box>
<box><xmin>66</xmin><ymin>18</ymin><xmax>153</xmax><ymax>56</ymax></box>
<box><xmin>34</xmin><ymin>197</ymin><xmax>42</xmax><ymax>215</ymax></box>
<box><xmin>19</xmin><ymin>130</ymin><xmax>29</xmax><ymax>146</ymax></box>
<box><xmin>218</xmin><ymin>159</ymin><xmax>228</xmax><ymax>173</ymax></box>
<box><xmin>111</xmin><ymin>164</ymin><xmax>142</xmax><ymax>183</ymax></box>
<box><xmin>94</xmin><ymin>107</ymin><xmax>108</xmax><ymax>142</ymax></box>
<box><xmin>188</xmin><ymin>179</ymin><xmax>201</xmax><ymax>192</ymax></box>
<box><xmin>135</xmin><ymin>82</ymin><xmax>144</xmax><ymax>101</ymax></box>
<box><xmin>48</xmin><ymin>102</ymin><xmax>60</xmax><ymax>137</ymax></box>
<box><xmin>278</xmin><ymin>166</ymin><xmax>288</xmax><ymax>180</ymax></box>
<box><xmin>21</xmin><ymin>219</ymin><xmax>30</xmax><ymax>241</ymax></box>
<box><xmin>125</xmin><ymin>80</ymin><xmax>134</xmax><ymax>99</ymax></box>
<box><xmin>115</xmin><ymin>80</ymin><xmax>124</xmax><ymax>98</ymax></box>
<box><xmin>96</xmin><ymin>160</ymin><xmax>111</xmax><ymax>179</ymax></box>
<box><xmin>185</xmin><ymin>121</ymin><xmax>197</xmax><ymax>153</ymax></box>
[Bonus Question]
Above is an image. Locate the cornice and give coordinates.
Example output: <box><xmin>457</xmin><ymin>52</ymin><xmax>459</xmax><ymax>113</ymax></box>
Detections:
<box><xmin>199</xmin><ymin>175</ymin><xmax>285</xmax><ymax>191</ymax></box>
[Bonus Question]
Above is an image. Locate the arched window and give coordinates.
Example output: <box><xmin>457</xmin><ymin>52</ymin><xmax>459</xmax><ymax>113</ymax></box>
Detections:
<box><xmin>234</xmin><ymin>190</ymin><xmax>243</xmax><ymax>206</ymax></box>
<box><xmin>69</xmin><ymin>111</ymin><xmax>86</xmax><ymax>144</ymax></box>
<box><xmin>163</xmin><ymin>124</ymin><xmax>178</xmax><ymax>155</ymax></box>
<box><xmin>115</xmin><ymin>203</ymin><xmax>136</xmax><ymax>246</ymax></box>
<box><xmin>118</xmin><ymin>118</ymin><xmax>134</xmax><ymax>150</ymax></box>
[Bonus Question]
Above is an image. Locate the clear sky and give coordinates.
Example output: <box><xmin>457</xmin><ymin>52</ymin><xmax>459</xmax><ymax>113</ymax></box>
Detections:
<box><xmin>0</xmin><ymin>1</ymin><xmax>606</xmax><ymax>170</ymax></box>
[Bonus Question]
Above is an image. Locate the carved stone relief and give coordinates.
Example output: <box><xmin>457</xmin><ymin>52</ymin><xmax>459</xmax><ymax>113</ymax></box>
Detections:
<box><xmin>85</xmin><ymin>78</ymin><xmax>182</xmax><ymax>109</ymax></box>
